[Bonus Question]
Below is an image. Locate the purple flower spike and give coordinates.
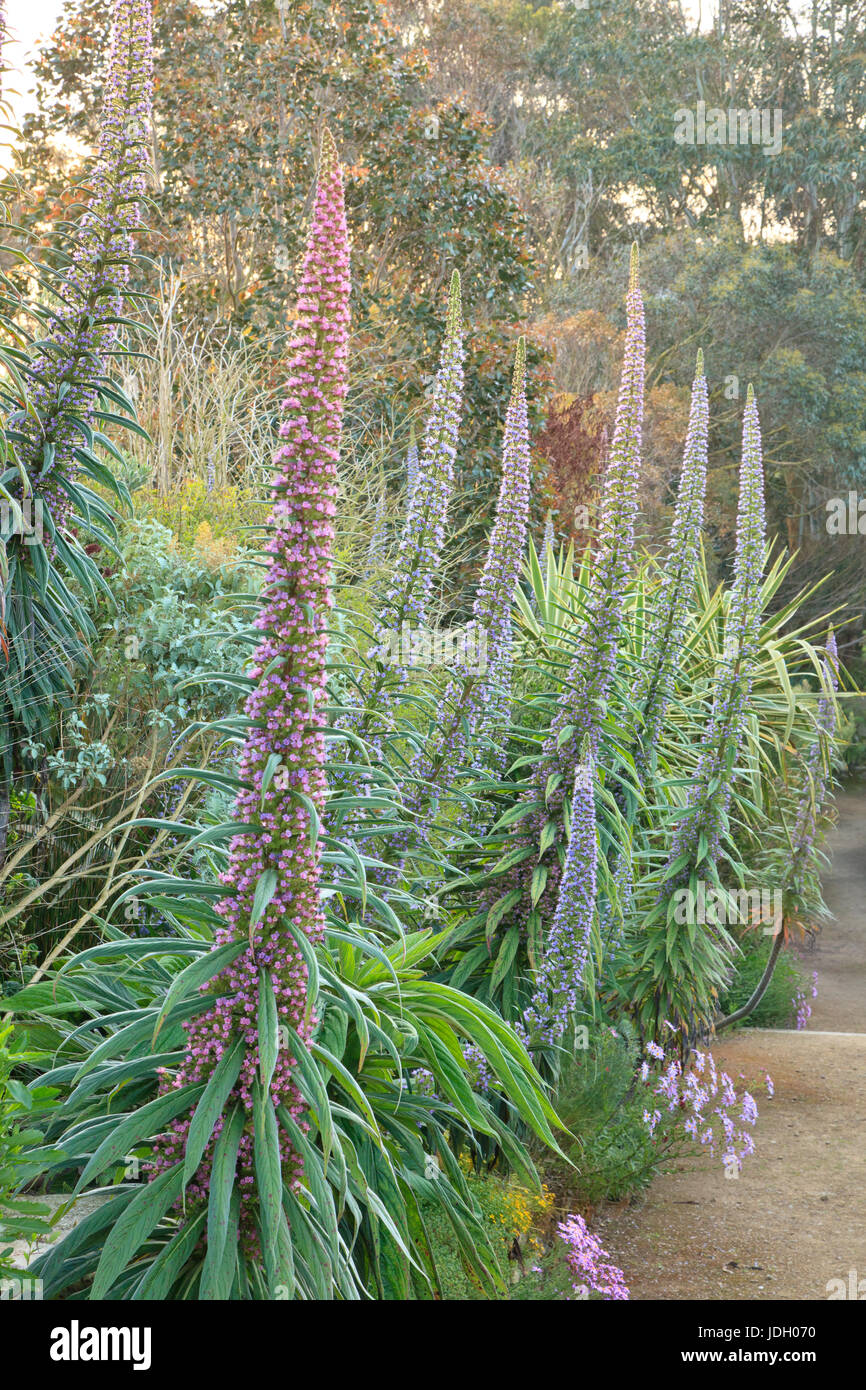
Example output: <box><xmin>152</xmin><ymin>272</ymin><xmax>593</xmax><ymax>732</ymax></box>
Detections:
<box><xmin>17</xmin><ymin>0</ymin><xmax>153</xmax><ymax>522</ymax></box>
<box><xmin>522</xmin><ymin>743</ymin><xmax>597</xmax><ymax>1047</ymax></box>
<box><xmin>636</xmin><ymin>350</ymin><xmax>709</xmax><ymax>769</ymax></box>
<box><xmin>410</xmin><ymin>337</ymin><xmax>531</xmax><ymax>809</ymax></box>
<box><xmin>154</xmin><ymin>130</ymin><xmax>351</xmax><ymax>1236</ymax></box>
<box><xmin>666</xmin><ymin>385</ymin><xmax>766</xmax><ymax>876</ymax></box>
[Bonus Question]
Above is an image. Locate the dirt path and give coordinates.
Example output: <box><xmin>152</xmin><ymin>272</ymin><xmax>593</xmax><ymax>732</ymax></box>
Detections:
<box><xmin>599</xmin><ymin>782</ymin><xmax>866</xmax><ymax>1301</ymax></box>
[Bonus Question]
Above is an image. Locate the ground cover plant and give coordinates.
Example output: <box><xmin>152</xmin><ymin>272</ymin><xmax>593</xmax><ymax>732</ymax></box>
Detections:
<box><xmin>0</xmin><ymin>0</ymin><xmax>853</xmax><ymax>1308</ymax></box>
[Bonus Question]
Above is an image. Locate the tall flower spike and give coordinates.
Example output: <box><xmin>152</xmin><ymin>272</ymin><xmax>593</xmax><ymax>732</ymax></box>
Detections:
<box><xmin>155</xmin><ymin>129</ymin><xmax>351</xmax><ymax>1230</ymax></box>
<box><xmin>406</xmin><ymin>429</ymin><xmax>419</xmax><ymax>508</ymax></box>
<box><xmin>487</xmin><ymin>248</ymin><xmax>644</xmax><ymax>957</ymax></box>
<box><xmin>544</xmin><ymin>242</ymin><xmax>644</xmax><ymax>774</ymax></box>
<box><xmin>466</xmin><ymin>336</ymin><xmax>531</xmax><ymax>751</ymax></box>
<box><xmin>523</xmin><ymin>743</ymin><xmax>597</xmax><ymax>1047</ymax></box>
<box><xmin>402</xmin><ymin>338</ymin><xmax>531</xmax><ymax>823</ymax></box>
<box><xmin>363</xmin><ymin>272</ymin><xmax>463</xmax><ymax>708</ymax></box>
<box><xmin>666</xmin><ymin>384</ymin><xmax>766</xmax><ymax>876</ymax></box>
<box><xmin>366</xmin><ymin>483</ymin><xmax>387</xmax><ymax>575</ymax></box>
<box><xmin>15</xmin><ymin>0</ymin><xmax>153</xmax><ymax>519</ymax></box>
<box><xmin>635</xmin><ymin>350</ymin><xmax>708</xmax><ymax>772</ymax></box>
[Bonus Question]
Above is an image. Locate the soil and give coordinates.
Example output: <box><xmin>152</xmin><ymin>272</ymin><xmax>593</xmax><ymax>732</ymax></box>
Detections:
<box><xmin>597</xmin><ymin>781</ymin><xmax>866</xmax><ymax>1301</ymax></box>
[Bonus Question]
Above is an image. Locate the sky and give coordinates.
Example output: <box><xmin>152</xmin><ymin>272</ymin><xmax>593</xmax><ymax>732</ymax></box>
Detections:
<box><xmin>4</xmin><ymin>0</ymin><xmax>65</xmax><ymax>113</ymax></box>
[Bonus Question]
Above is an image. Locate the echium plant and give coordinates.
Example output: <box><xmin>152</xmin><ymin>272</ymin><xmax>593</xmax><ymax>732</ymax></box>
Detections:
<box><xmin>629</xmin><ymin>387</ymin><xmax>767</xmax><ymax>1044</ymax></box>
<box><xmin>522</xmin><ymin>741</ymin><xmax>597</xmax><ymax>1048</ymax></box>
<box><xmin>601</xmin><ymin>352</ymin><xmax>708</xmax><ymax>954</ymax></box>
<box><xmin>474</xmin><ymin>339</ymin><xmax>532</xmax><ymax>758</ymax></box>
<box><xmin>12</xmin><ymin>0</ymin><xmax>152</xmax><ymax>519</ymax></box>
<box><xmin>633</xmin><ymin>350</ymin><xmax>709</xmax><ymax>777</ymax></box>
<box><xmin>153</xmin><ymin>129</ymin><xmax>351</xmax><ymax>1240</ymax></box>
<box><xmin>356</xmin><ymin>272</ymin><xmax>464</xmax><ymax>731</ymax></box>
<box><xmin>542</xmin><ymin>245</ymin><xmax>644</xmax><ymax>778</ymax></box>
<box><xmin>482</xmin><ymin>248</ymin><xmax>644</xmax><ymax>968</ymax></box>
<box><xmin>666</xmin><ymin>386</ymin><xmax>766</xmax><ymax>878</ymax></box>
<box><xmin>406</xmin><ymin>338</ymin><xmax>531</xmax><ymax>820</ymax></box>
<box><xmin>0</xmin><ymin>0</ymin><xmax>152</xmax><ymax>860</ymax></box>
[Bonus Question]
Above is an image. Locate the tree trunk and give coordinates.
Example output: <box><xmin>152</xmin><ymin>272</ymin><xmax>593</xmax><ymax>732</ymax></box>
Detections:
<box><xmin>715</xmin><ymin>930</ymin><xmax>784</xmax><ymax>1032</ymax></box>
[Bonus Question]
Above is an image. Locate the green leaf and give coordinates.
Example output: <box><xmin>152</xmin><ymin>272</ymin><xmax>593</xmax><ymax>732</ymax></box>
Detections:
<box><xmin>539</xmin><ymin>818</ymin><xmax>559</xmax><ymax>857</ymax></box>
<box><xmin>249</xmin><ymin>869</ymin><xmax>278</xmax><ymax>942</ymax></box>
<box><xmin>73</xmin><ymin>1083</ymin><xmax>204</xmax><ymax>1196</ymax></box>
<box><xmin>530</xmin><ymin>864</ymin><xmax>548</xmax><ymax>907</ymax></box>
<box><xmin>485</xmin><ymin>888</ymin><xmax>522</xmax><ymax>942</ymax></box>
<box><xmin>133</xmin><ymin>1209</ymin><xmax>207</xmax><ymax>1300</ymax></box>
<box><xmin>526</xmin><ymin>910</ymin><xmax>543</xmax><ymax>971</ymax></box>
<box><xmin>152</xmin><ymin>939</ymin><xmax>245</xmax><ymax>1045</ymax></box>
<box><xmin>257</xmin><ymin>969</ymin><xmax>279</xmax><ymax>1092</ymax></box>
<box><xmin>200</xmin><ymin>1103</ymin><xmax>244</xmax><ymax>1300</ymax></box>
<box><xmin>183</xmin><ymin>1035</ymin><xmax>245</xmax><ymax>1197</ymax></box>
<box><xmin>490</xmin><ymin>925</ymin><xmax>520</xmax><ymax>991</ymax></box>
<box><xmin>253</xmin><ymin>1081</ymin><xmax>285</xmax><ymax>1293</ymax></box>
<box><xmin>91</xmin><ymin>1162</ymin><xmax>184</xmax><ymax>1299</ymax></box>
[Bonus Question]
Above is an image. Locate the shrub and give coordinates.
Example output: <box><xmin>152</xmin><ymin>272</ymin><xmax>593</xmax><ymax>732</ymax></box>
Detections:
<box><xmin>536</xmin><ymin>1025</ymin><xmax>662</xmax><ymax>1208</ymax></box>
<box><xmin>418</xmin><ymin>1163</ymin><xmax>554</xmax><ymax>1300</ymax></box>
<box><xmin>0</xmin><ymin>1024</ymin><xmax>61</xmax><ymax>1278</ymax></box>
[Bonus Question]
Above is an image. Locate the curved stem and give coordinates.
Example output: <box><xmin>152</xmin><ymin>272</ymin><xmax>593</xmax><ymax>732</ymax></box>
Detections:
<box><xmin>715</xmin><ymin>929</ymin><xmax>785</xmax><ymax>1031</ymax></box>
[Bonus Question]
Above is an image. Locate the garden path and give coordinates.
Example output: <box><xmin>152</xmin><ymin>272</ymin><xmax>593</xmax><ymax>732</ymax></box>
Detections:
<box><xmin>598</xmin><ymin>781</ymin><xmax>866</xmax><ymax>1300</ymax></box>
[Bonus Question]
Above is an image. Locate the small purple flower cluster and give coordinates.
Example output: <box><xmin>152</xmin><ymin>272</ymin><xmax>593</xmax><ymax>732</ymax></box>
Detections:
<box><xmin>154</xmin><ymin>131</ymin><xmax>350</xmax><ymax>1234</ymax></box>
<box><xmin>794</xmin><ymin>972</ymin><xmax>818</xmax><ymax>1029</ymax></box>
<box><xmin>794</xmin><ymin>990</ymin><xmax>811</xmax><ymax>1029</ymax></box>
<box><xmin>557</xmin><ymin>1213</ymin><xmax>630</xmax><ymax>1300</ymax></box>
<box><xmin>641</xmin><ymin>1044</ymin><xmax>764</xmax><ymax>1176</ymax></box>
<box><xmin>461</xmin><ymin>1042</ymin><xmax>493</xmax><ymax>1096</ymax></box>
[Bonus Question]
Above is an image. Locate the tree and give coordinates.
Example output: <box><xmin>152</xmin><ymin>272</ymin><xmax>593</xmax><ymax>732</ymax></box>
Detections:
<box><xmin>22</xmin><ymin>0</ymin><xmax>551</xmax><ymax>534</ymax></box>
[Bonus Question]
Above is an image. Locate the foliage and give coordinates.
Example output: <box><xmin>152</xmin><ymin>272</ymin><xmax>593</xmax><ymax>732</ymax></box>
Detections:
<box><xmin>0</xmin><ymin>0</ymin><xmax>152</xmax><ymax>870</ymax></box>
<box><xmin>417</xmin><ymin>1159</ymin><xmax>553</xmax><ymax>1300</ymax></box>
<box><xmin>0</xmin><ymin>0</ymin><xmax>854</xmax><ymax>1308</ymax></box>
<box><xmin>535</xmin><ymin>1025</ymin><xmax>663</xmax><ymax>1209</ymax></box>
<box><xmin>22</xmin><ymin>0</ymin><xmax>552</xmax><ymax>551</ymax></box>
<box><xmin>0</xmin><ymin>1023</ymin><xmax>61</xmax><ymax>1278</ymax></box>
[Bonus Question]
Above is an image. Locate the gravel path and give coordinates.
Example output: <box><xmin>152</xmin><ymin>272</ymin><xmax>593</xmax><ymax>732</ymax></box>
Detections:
<box><xmin>598</xmin><ymin>782</ymin><xmax>866</xmax><ymax>1301</ymax></box>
